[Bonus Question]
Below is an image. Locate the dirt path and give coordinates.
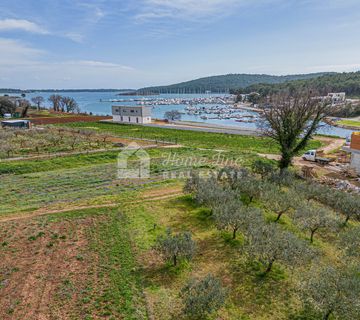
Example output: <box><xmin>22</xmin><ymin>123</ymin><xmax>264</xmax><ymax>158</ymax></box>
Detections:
<box><xmin>316</xmin><ymin>136</ymin><xmax>345</xmax><ymax>154</ymax></box>
<box><xmin>258</xmin><ymin>136</ymin><xmax>345</xmax><ymax>162</ymax></box>
<box><xmin>0</xmin><ymin>187</ymin><xmax>183</xmax><ymax>223</ymax></box>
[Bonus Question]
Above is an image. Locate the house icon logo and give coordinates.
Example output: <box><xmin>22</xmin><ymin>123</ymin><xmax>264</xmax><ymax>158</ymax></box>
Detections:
<box><xmin>117</xmin><ymin>143</ymin><xmax>150</xmax><ymax>179</ymax></box>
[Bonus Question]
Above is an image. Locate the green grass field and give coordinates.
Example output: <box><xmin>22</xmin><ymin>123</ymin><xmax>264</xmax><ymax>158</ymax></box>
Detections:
<box><xmin>3</xmin><ymin>183</ymin><xmax>352</xmax><ymax>319</ymax></box>
<box><xmin>337</xmin><ymin>119</ymin><xmax>360</xmax><ymax>128</ymax></box>
<box><xmin>2</xmin><ymin>123</ymin><xmax>346</xmax><ymax>320</ymax></box>
<box><xmin>61</xmin><ymin>122</ymin><xmax>322</xmax><ymax>154</ymax></box>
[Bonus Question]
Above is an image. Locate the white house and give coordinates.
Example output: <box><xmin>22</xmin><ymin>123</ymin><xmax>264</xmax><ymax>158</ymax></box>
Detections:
<box><xmin>112</xmin><ymin>105</ymin><xmax>151</xmax><ymax>124</ymax></box>
<box><xmin>327</xmin><ymin>92</ymin><xmax>346</xmax><ymax>104</ymax></box>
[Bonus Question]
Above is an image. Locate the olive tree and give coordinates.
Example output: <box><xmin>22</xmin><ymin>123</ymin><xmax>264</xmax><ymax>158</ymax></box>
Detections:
<box><xmin>181</xmin><ymin>274</ymin><xmax>226</xmax><ymax>319</ymax></box>
<box><xmin>263</xmin><ymin>189</ymin><xmax>299</xmax><ymax>222</ymax></box>
<box><xmin>183</xmin><ymin>171</ymin><xmax>201</xmax><ymax>194</ymax></box>
<box><xmin>213</xmin><ymin>199</ymin><xmax>263</xmax><ymax>239</ymax></box>
<box><xmin>340</xmin><ymin>226</ymin><xmax>360</xmax><ymax>258</ymax></box>
<box><xmin>235</xmin><ymin>176</ymin><xmax>267</xmax><ymax>205</ymax></box>
<box><xmin>293</xmin><ymin>182</ymin><xmax>323</xmax><ymax>203</ymax></box>
<box><xmin>218</xmin><ymin>166</ymin><xmax>250</xmax><ymax>189</ymax></box>
<box><xmin>338</xmin><ymin>193</ymin><xmax>359</xmax><ymax>225</ymax></box>
<box><xmin>251</xmin><ymin>159</ymin><xmax>275</xmax><ymax>179</ymax></box>
<box><xmin>267</xmin><ymin>168</ymin><xmax>295</xmax><ymax>187</ymax></box>
<box><xmin>259</xmin><ymin>89</ymin><xmax>332</xmax><ymax>169</ymax></box>
<box><xmin>191</xmin><ymin>175</ymin><xmax>237</xmax><ymax>209</ymax></box>
<box><xmin>294</xmin><ymin>203</ymin><xmax>340</xmax><ymax>243</ymax></box>
<box><xmin>247</xmin><ymin>222</ymin><xmax>314</xmax><ymax>274</ymax></box>
<box><xmin>156</xmin><ymin>229</ymin><xmax>196</xmax><ymax>267</ymax></box>
<box><xmin>300</xmin><ymin>265</ymin><xmax>360</xmax><ymax>320</ymax></box>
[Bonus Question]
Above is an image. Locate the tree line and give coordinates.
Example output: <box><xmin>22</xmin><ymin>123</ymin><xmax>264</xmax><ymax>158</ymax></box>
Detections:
<box><xmin>0</xmin><ymin>94</ymin><xmax>80</xmax><ymax>117</ymax></box>
<box><xmin>233</xmin><ymin>71</ymin><xmax>360</xmax><ymax>98</ymax></box>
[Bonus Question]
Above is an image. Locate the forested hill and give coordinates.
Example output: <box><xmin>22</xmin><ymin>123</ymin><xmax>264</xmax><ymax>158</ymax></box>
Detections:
<box><xmin>138</xmin><ymin>72</ymin><xmax>332</xmax><ymax>94</ymax></box>
<box><xmin>240</xmin><ymin>71</ymin><xmax>360</xmax><ymax>97</ymax></box>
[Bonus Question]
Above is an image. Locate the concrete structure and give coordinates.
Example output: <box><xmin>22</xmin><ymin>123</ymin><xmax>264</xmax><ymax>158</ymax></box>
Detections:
<box><xmin>1</xmin><ymin>119</ymin><xmax>30</xmax><ymax>128</ymax></box>
<box><xmin>112</xmin><ymin>105</ymin><xmax>151</xmax><ymax>124</ymax></box>
<box><xmin>1</xmin><ymin>119</ymin><xmax>31</xmax><ymax>129</ymax></box>
<box><xmin>328</xmin><ymin>92</ymin><xmax>346</xmax><ymax>104</ymax></box>
<box><xmin>342</xmin><ymin>132</ymin><xmax>360</xmax><ymax>174</ymax></box>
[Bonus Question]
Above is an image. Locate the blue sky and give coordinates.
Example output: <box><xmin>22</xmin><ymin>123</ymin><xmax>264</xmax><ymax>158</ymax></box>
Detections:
<box><xmin>0</xmin><ymin>0</ymin><xmax>360</xmax><ymax>89</ymax></box>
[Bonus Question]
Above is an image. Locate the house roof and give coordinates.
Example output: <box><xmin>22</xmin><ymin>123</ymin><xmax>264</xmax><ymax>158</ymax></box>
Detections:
<box><xmin>1</xmin><ymin>120</ymin><xmax>30</xmax><ymax>124</ymax></box>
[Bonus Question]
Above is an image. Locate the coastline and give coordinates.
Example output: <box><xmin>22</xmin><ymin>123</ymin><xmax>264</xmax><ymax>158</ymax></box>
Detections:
<box><xmin>324</xmin><ymin>117</ymin><xmax>360</xmax><ymax>131</ymax></box>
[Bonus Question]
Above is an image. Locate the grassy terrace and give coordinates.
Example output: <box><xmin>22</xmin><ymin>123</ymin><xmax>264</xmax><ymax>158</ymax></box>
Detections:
<box><xmin>337</xmin><ymin>119</ymin><xmax>360</xmax><ymax>128</ymax></box>
<box><xmin>2</xmin><ymin>122</ymin><xmax>342</xmax><ymax>320</ymax></box>
<box><xmin>2</xmin><ymin>184</ymin><xmax>357</xmax><ymax>319</ymax></box>
<box><xmin>62</xmin><ymin>121</ymin><xmax>322</xmax><ymax>153</ymax></box>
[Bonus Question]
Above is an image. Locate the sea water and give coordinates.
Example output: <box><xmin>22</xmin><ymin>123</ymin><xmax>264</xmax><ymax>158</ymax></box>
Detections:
<box><xmin>15</xmin><ymin>91</ymin><xmax>355</xmax><ymax>138</ymax></box>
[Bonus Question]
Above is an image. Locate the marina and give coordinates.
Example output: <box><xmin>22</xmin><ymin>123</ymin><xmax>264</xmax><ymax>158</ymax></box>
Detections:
<box><xmin>17</xmin><ymin>91</ymin><xmax>355</xmax><ymax>138</ymax></box>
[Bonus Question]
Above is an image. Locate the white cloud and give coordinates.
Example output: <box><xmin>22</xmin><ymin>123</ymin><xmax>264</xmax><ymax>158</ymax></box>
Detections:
<box><xmin>136</xmin><ymin>0</ymin><xmax>272</xmax><ymax>21</ymax></box>
<box><xmin>64</xmin><ymin>32</ymin><xmax>85</xmax><ymax>43</ymax></box>
<box><xmin>0</xmin><ymin>38</ymin><xmax>45</xmax><ymax>66</ymax></box>
<box><xmin>0</xmin><ymin>38</ymin><xmax>137</xmax><ymax>88</ymax></box>
<box><xmin>65</xmin><ymin>60</ymin><xmax>134</xmax><ymax>70</ymax></box>
<box><xmin>0</xmin><ymin>19</ymin><xmax>49</xmax><ymax>34</ymax></box>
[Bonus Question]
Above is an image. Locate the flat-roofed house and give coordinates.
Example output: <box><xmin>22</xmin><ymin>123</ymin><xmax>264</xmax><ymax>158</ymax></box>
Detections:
<box><xmin>328</xmin><ymin>92</ymin><xmax>346</xmax><ymax>104</ymax></box>
<box><xmin>1</xmin><ymin>119</ymin><xmax>31</xmax><ymax>129</ymax></box>
<box><xmin>112</xmin><ymin>105</ymin><xmax>151</xmax><ymax>124</ymax></box>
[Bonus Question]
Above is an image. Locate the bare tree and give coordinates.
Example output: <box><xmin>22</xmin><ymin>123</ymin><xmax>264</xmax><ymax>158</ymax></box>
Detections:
<box><xmin>259</xmin><ymin>90</ymin><xmax>332</xmax><ymax>169</ymax></box>
<box><xmin>19</xmin><ymin>99</ymin><xmax>31</xmax><ymax>117</ymax></box>
<box><xmin>164</xmin><ymin>110</ymin><xmax>182</xmax><ymax>121</ymax></box>
<box><xmin>48</xmin><ymin>94</ymin><xmax>62</xmax><ymax>112</ymax></box>
<box><xmin>61</xmin><ymin>96</ymin><xmax>80</xmax><ymax>113</ymax></box>
<box><xmin>0</xmin><ymin>141</ymin><xmax>15</xmax><ymax>158</ymax></box>
<box><xmin>31</xmin><ymin>96</ymin><xmax>44</xmax><ymax>110</ymax></box>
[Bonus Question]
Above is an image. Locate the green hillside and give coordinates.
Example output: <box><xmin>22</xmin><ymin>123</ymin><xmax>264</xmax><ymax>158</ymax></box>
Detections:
<box><xmin>240</xmin><ymin>71</ymin><xmax>360</xmax><ymax>97</ymax></box>
<box><xmin>138</xmin><ymin>72</ymin><xmax>332</xmax><ymax>94</ymax></box>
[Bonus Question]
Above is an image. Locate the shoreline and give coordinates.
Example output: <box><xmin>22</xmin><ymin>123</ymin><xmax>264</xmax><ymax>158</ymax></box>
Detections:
<box><xmin>324</xmin><ymin>117</ymin><xmax>360</xmax><ymax>131</ymax></box>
